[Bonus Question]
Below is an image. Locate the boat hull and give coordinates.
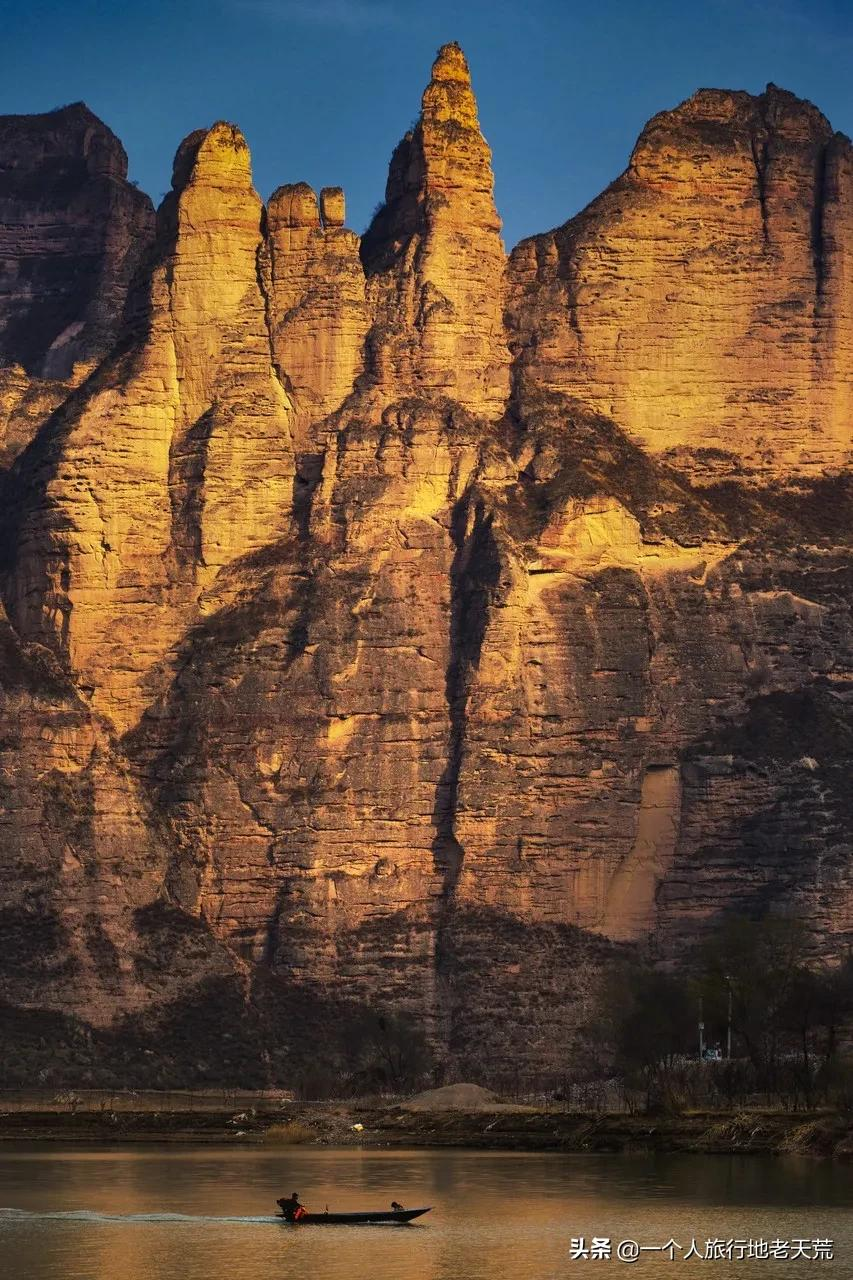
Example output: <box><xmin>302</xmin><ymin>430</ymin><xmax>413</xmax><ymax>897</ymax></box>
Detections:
<box><xmin>279</xmin><ymin>1207</ymin><xmax>431</xmax><ymax>1225</ymax></box>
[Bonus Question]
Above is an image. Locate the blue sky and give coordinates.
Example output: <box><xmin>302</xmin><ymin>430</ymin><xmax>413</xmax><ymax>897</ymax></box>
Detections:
<box><xmin>2</xmin><ymin>0</ymin><xmax>852</xmax><ymax>249</ymax></box>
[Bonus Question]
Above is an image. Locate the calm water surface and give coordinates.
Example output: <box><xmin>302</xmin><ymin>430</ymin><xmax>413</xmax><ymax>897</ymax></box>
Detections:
<box><xmin>0</xmin><ymin>1143</ymin><xmax>850</xmax><ymax>1279</ymax></box>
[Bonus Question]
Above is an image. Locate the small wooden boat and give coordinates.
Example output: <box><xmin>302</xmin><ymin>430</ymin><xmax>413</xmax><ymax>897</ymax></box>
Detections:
<box><xmin>278</xmin><ymin>1207</ymin><xmax>431</xmax><ymax>1225</ymax></box>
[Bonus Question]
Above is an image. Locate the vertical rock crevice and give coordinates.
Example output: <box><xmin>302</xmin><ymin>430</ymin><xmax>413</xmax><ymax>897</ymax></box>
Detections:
<box><xmin>431</xmin><ymin>496</ymin><xmax>502</xmax><ymax>1060</ymax></box>
<box><xmin>750</xmin><ymin>133</ymin><xmax>771</xmax><ymax>247</ymax></box>
<box><xmin>811</xmin><ymin>141</ymin><xmax>829</xmax><ymax>300</ymax></box>
<box><xmin>167</xmin><ymin>406</ymin><xmax>215</xmax><ymax>574</ymax></box>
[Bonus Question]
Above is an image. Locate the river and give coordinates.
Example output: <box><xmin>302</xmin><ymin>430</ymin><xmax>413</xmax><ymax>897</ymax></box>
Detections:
<box><xmin>0</xmin><ymin>1144</ymin><xmax>850</xmax><ymax>1278</ymax></box>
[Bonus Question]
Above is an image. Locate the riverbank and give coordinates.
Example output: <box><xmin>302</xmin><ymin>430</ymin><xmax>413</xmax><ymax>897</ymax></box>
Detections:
<box><xmin>0</xmin><ymin>1094</ymin><xmax>852</xmax><ymax>1158</ymax></box>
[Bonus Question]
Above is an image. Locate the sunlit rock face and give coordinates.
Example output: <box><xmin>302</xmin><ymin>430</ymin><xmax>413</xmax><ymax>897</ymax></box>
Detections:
<box><xmin>361</xmin><ymin>43</ymin><xmax>511</xmax><ymax>418</ymax></box>
<box><xmin>0</xmin><ymin>366</ymin><xmax>77</xmax><ymax>469</ymax></box>
<box><xmin>6</xmin><ymin>121</ymin><xmax>294</xmax><ymax>732</ymax></box>
<box><xmin>507</xmin><ymin>85</ymin><xmax>853</xmax><ymax>480</ymax></box>
<box><xmin>0</xmin><ymin>49</ymin><xmax>851</xmax><ymax>1086</ymax></box>
<box><xmin>266</xmin><ymin>182</ymin><xmax>369</xmax><ymax>449</ymax></box>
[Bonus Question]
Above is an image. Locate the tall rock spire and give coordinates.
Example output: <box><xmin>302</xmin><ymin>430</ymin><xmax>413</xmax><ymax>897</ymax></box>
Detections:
<box><xmin>361</xmin><ymin>42</ymin><xmax>510</xmax><ymax>418</ymax></box>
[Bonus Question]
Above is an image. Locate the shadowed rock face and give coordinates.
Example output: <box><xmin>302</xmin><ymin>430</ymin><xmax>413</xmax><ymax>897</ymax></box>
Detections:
<box><xmin>0</xmin><ymin>104</ymin><xmax>155</xmax><ymax>374</ymax></box>
<box><xmin>0</xmin><ymin>47</ymin><xmax>850</xmax><ymax>1087</ymax></box>
<box><xmin>0</xmin><ymin>105</ymin><xmax>156</xmax><ymax>467</ymax></box>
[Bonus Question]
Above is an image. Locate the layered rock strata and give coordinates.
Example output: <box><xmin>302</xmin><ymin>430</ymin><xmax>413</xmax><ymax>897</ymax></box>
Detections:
<box><xmin>0</xmin><ymin>48</ymin><xmax>850</xmax><ymax>1086</ymax></box>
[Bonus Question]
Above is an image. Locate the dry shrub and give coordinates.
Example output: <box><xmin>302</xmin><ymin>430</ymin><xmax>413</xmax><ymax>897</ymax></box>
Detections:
<box><xmin>262</xmin><ymin>1120</ymin><xmax>314</xmax><ymax>1145</ymax></box>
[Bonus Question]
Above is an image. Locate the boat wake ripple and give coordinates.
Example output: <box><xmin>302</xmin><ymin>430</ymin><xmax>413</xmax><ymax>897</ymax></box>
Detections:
<box><xmin>0</xmin><ymin>1208</ymin><xmax>279</xmax><ymax>1225</ymax></box>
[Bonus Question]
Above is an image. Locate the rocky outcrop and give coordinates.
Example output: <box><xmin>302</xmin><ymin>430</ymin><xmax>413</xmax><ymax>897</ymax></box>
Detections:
<box><xmin>0</xmin><ymin>103</ymin><xmax>155</xmax><ymax>380</ymax></box>
<box><xmin>0</xmin><ymin>50</ymin><xmax>850</xmax><ymax>1088</ymax></box>
<box><xmin>507</xmin><ymin>86</ymin><xmax>853</xmax><ymax>480</ymax></box>
<box><xmin>0</xmin><ymin>365</ymin><xmax>78</xmax><ymax>468</ymax></box>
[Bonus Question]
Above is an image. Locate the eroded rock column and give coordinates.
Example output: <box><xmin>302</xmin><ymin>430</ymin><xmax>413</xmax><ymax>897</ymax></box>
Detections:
<box><xmin>266</xmin><ymin>182</ymin><xmax>368</xmax><ymax>448</ymax></box>
<box><xmin>361</xmin><ymin>42</ymin><xmax>511</xmax><ymax>419</ymax></box>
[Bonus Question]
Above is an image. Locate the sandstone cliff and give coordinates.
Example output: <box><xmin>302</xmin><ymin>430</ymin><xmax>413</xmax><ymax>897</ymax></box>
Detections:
<box><xmin>0</xmin><ymin>48</ymin><xmax>850</xmax><ymax>1088</ymax></box>
<box><xmin>0</xmin><ymin>103</ymin><xmax>155</xmax><ymax>378</ymax></box>
<box><xmin>507</xmin><ymin>85</ymin><xmax>852</xmax><ymax>480</ymax></box>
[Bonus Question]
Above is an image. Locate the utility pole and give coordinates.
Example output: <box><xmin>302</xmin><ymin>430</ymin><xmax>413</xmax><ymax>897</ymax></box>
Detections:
<box><xmin>726</xmin><ymin>976</ymin><xmax>733</xmax><ymax>1059</ymax></box>
<box><xmin>699</xmin><ymin>995</ymin><xmax>705</xmax><ymax>1061</ymax></box>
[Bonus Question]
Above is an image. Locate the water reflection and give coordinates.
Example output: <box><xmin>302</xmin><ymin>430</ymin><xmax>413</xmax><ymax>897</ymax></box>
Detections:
<box><xmin>0</xmin><ymin>1145</ymin><xmax>850</xmax><ymax>1279</ymax></box>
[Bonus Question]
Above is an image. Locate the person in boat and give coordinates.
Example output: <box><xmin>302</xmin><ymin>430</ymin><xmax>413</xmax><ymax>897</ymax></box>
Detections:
<box><xmin>277</xmin><ymin>1192</ymin><xmax>307</xmax><ymax>1221</ymax></box>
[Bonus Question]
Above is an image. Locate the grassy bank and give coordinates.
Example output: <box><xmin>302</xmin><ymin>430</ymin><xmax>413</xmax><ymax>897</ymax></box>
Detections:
<box><xmin>0</xmin><ymin>1093</ymin><xmax>852</xmax><ymax>1158</ymax></box>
